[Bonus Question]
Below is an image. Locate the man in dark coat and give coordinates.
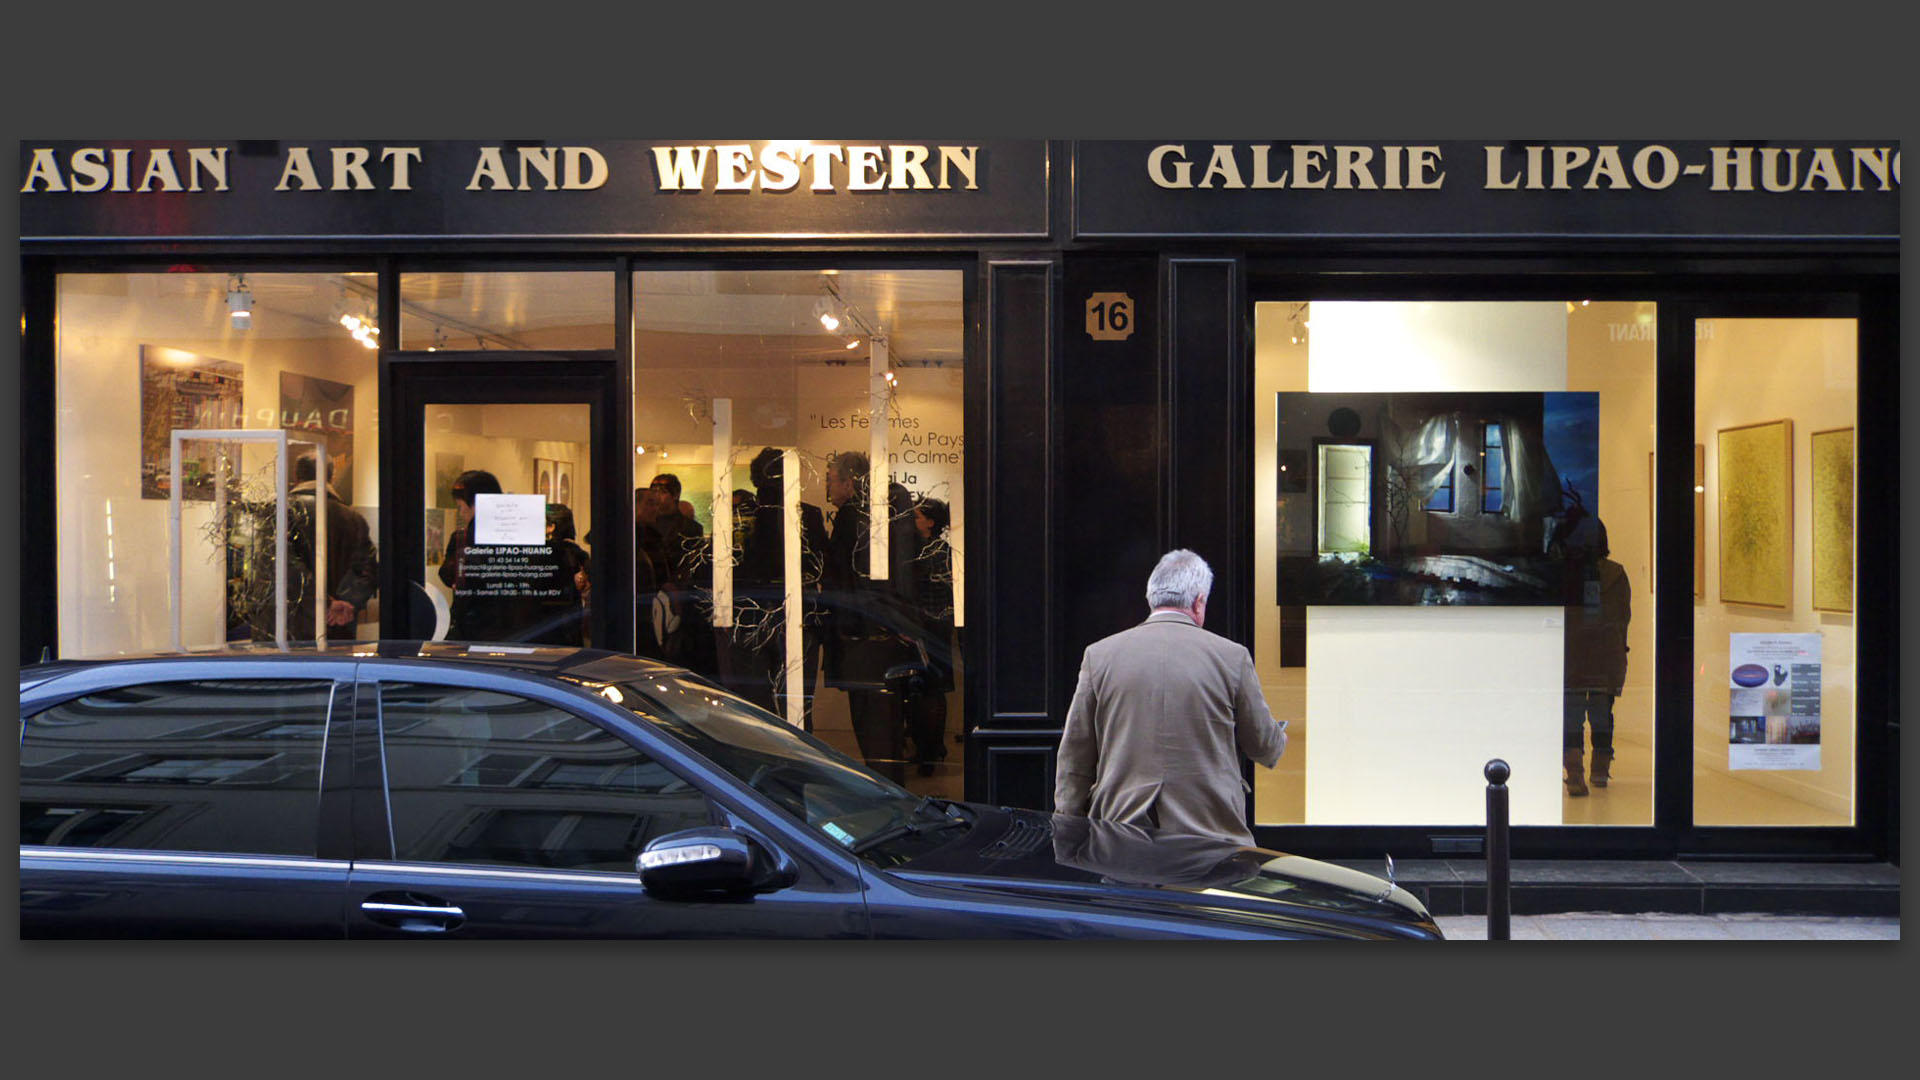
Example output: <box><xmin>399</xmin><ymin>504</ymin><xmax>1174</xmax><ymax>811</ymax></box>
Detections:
<box><xmin>821</xmin><ymin>452</ymin><xmax>916</xmax><ymax>779</ymax></box>
<box><xmin>288</xmin><ymin>454</ymin><xmax>378</xmax><ymax>643</ymax></box>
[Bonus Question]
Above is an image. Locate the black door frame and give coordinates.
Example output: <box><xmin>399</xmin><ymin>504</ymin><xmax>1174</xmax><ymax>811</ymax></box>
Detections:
<box><xmin>379</xmin><ymin>351</ymin><xmax>626</xmax><ymax>650</ymax></box>
<box><xmin>1238</xmin><ymin>264</ymin><xmax>1895</xmax><ymax>862</ymax></box>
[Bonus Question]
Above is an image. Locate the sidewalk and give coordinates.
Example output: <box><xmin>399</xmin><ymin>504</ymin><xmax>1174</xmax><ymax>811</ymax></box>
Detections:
<box><xmin>1434</xmin><ymin>912</ymin><xmax>1901</xmax><ymax>940</ymax></box>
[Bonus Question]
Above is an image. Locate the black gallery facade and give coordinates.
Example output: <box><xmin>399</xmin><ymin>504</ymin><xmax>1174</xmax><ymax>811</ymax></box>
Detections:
<box><xmin>17</xmin><ymin>139</ymin><xmax>1900</xmax><ymax>862</ymax></box>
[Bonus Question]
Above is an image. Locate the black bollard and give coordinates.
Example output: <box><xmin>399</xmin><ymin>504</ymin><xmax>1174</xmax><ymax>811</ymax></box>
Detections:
<box><xmin>1484</xmin><ymin>759</ymin><xmax>1511</xmax><ymax>941</ymax></box>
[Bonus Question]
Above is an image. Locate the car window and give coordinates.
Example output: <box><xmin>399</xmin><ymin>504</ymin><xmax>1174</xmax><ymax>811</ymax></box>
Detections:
<box><xmin>377</xmin><ymin>682</ymin><xmax>715</xmax><ymax>873</ymax></box>
<box><xmin>20</xmin><ymin>678</ymin><xmax>335</xmax><ymax>857</ymax></box>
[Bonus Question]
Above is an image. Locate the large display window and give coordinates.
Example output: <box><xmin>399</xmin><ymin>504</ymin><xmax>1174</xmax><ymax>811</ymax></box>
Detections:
<box><xmin>54</xmin><ymin>271</ymin><xmax>382</xmax><ymax>657</ymax></box>
<box><xmin>1252</xmin><ymin>299</ymin><xmax>1657</xmax><ymax>828</ymax></box>
<box><xmin>1692</xmin><ymin>317</ymin><xmax>1857</xmax><ymax>827</ymax></box>
<box><xmin>631</xmin><ymin>269</ymin><xmax>967</xmax><ymax>799</ymax></box>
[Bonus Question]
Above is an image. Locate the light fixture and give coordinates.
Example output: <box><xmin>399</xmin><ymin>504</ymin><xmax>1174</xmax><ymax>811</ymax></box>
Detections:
<box><xmin>813</xmin><ymin>296</ymin><xmax>841</xmax><ymax>332</ymax></box>
<box><xmin>226</xmin><ymin>274</ymin><xmax>252</xmax><ymax>329</ymax></box>
<box><xmin>845</xmin><ymin>338</ymin><xmax>862</xmax><ymax>350</ymax></box>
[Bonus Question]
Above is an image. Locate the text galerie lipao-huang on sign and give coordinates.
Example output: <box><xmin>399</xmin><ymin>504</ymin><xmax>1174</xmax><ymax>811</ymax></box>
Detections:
<box><xmin>1144</xmin><ymin>143</ymin><xmax>1901</xmax><ymax>192</ymax></box>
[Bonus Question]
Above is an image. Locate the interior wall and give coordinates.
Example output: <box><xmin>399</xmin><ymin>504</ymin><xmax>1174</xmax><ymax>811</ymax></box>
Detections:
<box><xmin>1694</xmin><ymin>317</ymin><xmax>1857</xmax><ymax>825</ymax></box>
<box><xmin>56</xmin><ymin>275</ymin><xmax>380</xmax><ymax>656</ymax></box>
<box><xmin>1304</xmin><ymin>301</ymin><xmax>1568</xmax><ymax>825</ymax></box>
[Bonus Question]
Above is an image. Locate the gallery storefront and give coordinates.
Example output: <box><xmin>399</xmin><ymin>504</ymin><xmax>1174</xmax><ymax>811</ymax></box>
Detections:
<box><xmin>17</xmin><ymin>139</ymin><xmax>1899</xmax><ymax>863</ymax></box>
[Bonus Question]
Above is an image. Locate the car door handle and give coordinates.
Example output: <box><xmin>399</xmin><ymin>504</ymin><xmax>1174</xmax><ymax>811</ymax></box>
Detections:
<box><xmin>360</xmin><ymin>893</ymin><xmax>467</xmax><ymax>933</ymax></box>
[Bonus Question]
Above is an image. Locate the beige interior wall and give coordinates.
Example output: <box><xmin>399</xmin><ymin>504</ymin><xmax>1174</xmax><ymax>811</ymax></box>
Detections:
<box><xmin>1565</xmin><ymin>302</ymin><xmax>1658</xmax><ymax>826</ymax></box>
<box><xmin>1694</xmin><ymin>318</ymin><xmax>1857</xmax><ymax>825</ymax></box>
<box><xmin>56</xmin><ymin>274</ymin><xmax>379</xmax><ymax>657</ymax></box>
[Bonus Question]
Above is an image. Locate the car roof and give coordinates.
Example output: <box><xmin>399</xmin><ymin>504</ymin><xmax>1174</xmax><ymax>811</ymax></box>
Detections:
<box><xmin>20</xmin><ymin>641</ymin><xmax>691</xmax><ymax>686</ymax></box>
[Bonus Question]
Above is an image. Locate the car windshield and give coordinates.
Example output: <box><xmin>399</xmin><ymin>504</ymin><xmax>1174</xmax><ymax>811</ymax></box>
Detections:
<box><xmin>597</xmin><ymin>674</ymin><xmax>968</xmax><ymax>865</ymax></box>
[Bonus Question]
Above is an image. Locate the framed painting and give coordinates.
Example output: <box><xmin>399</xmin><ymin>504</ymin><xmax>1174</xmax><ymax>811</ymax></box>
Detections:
<box><xmin>532</xmin><ymin>457</ymin><xmax>557</xmax><ymax>500</ymax></box>
<box><xmin>1717</xmin><ymin>419</ymin><xmax>1792</xmax><ymax>609</ymax></box>
<box><xmin>433</xmin><ymin>452</ymin><xmax>465</xmax><ymax>509</ymax></box>
<box><xmin>1810</xmin><ymin>427</ymin><xmax>1854</xmax><ymax>613</ymax></box>
<box><xmin>552</xmin><ymin>460</ymin><xmax>575</xmax><ymax>509</ymax></box>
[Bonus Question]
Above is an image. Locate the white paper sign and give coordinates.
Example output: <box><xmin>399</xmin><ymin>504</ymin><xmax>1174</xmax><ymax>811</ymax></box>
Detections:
<box><xmin>1728</xmin><ymin>632</ymin><xmax>1821</xmax><ymax>770</ymax></box>
<box><xmin>473</xmin><ymin>493</ymin><xmax>547</xmax><ymax>546</ymax></box>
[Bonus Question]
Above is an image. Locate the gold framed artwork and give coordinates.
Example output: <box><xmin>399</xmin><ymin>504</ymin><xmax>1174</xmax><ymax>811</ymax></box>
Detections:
<box><xmin>1717</xmin><ymin>419</ymin><xmax>1792</xmax><ymax>609</ymax></box>
<box><xmin>1693</xmin><ymin>443</ymin><xmax>1706</xmax><ymax>600</ymax></box>
<box><xmin>1810</xmin><ymin>426</ymin><xmax>1854</xmax><ymax>613</ymax></box>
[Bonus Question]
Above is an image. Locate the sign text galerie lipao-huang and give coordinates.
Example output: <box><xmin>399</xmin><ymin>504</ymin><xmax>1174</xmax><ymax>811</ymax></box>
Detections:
<box><xmin>1146</xmin><ymin>144</ymin><xmax>1901</xmax><ymax>192</ymax></box>
<box><xmin>19</xmin><ymin>144</ymin><xmax>984</xmax><ymax>194</ymax></box>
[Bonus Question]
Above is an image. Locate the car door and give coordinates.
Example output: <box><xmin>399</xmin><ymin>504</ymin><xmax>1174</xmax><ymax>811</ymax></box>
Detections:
<box><xmin>344</xmin><ymin>666</ymin><xmax>867</xmax><ymax>938</ymax></box>
<box><xmin>19</xmin><ymin>661</ymin><xmax>356</xmax><ymax>938</ymax></box>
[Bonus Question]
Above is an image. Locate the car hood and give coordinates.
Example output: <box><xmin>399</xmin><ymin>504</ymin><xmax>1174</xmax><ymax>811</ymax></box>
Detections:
<box><xmin>884</xmin><ymin>808</ymin><xmax>1438</xmax><ymax>939</ymax></box>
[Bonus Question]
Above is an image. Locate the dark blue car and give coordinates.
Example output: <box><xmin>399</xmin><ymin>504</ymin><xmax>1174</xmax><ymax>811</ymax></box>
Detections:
<box><xmin>19</xmin><ymin>643</ymin><xmax>1441</xmax><ymax>939</ymax></box>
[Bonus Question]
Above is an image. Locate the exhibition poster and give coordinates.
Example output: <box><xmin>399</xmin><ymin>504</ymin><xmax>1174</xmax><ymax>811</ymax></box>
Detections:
<box><xmin>1728</xmin><ymin>633</ymin><xmax>1822</xmax><ymax>770</ymax></box>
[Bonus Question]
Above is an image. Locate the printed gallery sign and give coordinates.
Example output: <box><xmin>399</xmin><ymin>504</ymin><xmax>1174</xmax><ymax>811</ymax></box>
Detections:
<box><xmin>1728</xmin><ymin>632</ymin><xmax>1822</xmax><ymax>770</ymax></box>
<box><xmin>460</xmin><ymin>494</ymin><xmax>564</xmax><ymax>601</ymax></box>
<box><xmin>17</xmin><ymin>140</ymin><xmax>1052</xmax><ymax>239</ymax></box>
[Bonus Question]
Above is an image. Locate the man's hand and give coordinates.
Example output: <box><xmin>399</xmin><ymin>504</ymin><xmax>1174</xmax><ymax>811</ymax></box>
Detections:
<box><xmin>326</xmin><ymin>599</ymin><xmax>357</xmax><ymax>627</ymax></box>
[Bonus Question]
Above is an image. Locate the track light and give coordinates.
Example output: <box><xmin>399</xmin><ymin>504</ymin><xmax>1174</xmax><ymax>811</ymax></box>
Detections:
<box><xmin>227</xmin><ymin>274</ymin><xmax>252</xmax><ymax>329</ymax></box>
<box><xmin>845</xmin><ymin>337</ymin><xmax>862</xmax><ymax>350</ymax></box>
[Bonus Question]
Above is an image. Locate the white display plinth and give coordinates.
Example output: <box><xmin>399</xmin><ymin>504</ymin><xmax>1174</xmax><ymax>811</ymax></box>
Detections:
<box><xmin>1304</xmin><ymin>605</ymin><xmax>1565</xmax><ymax>825</ymax></box>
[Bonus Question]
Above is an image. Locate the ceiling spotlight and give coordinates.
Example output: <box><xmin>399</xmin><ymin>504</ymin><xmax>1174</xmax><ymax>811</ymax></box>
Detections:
<box><xmin>883</xmin><ymin>370</ymin><xmax>897</xmax><ymax>385</ymax></box>
<box><xmin>813</xmin><ymin>296</ymin><xmax>841</xmax><ymax>332</ymax></box>
<box><xmin>845</xmin><ymin>338</ymin><xmax>861</xmax><ymax>350</ymax></box>
<box><xmin>227</xmin><ymin>274</ymin><xmax>252</xmax><ymax>329</ymax></box>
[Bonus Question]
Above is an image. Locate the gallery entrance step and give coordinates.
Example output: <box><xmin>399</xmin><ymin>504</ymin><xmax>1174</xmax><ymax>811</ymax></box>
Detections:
<box><xmin>1326</xmin><ymin>858</ymin><xmax>1900</xmax><ymax>917</ymax></box>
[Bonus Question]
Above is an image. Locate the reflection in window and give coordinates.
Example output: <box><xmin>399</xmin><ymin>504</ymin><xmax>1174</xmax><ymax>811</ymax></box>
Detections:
<box><xmin>20</xmin><ymin>679</ymin><xmax>334</xmax><ymax>855</ymax></box>
<box><xmin>379</xmin><ymin>683</ymin><xmax>713</xmax><ymax>872</ymax></box>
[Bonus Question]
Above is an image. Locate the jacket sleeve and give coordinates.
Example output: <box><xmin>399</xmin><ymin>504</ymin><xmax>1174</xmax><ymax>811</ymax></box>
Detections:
<box><xmin>1233</xmin><ymin>649</ymin><xmax>1288</xmax><ymax>769</ymax></box>
<box><xmin>1053</xmin><ymin>650</ymin><xmax>1100</xmax><ymax>818</ymax></box>
<box><xmin>332</xmin><ymin>506</ymin><xmax>379</xmax><ymax>611</ymax></box>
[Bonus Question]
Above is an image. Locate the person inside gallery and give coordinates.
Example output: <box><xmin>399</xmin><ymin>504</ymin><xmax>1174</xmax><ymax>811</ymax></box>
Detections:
<box><xmin>287</xmin><ymin>453</ymin><xmax>379</xmax><ymax>643</ymax></box>
<box><xmin>1551</xmin><ymin>507</ymin><xmax>1631</xmax><ymax>797</ymax></box>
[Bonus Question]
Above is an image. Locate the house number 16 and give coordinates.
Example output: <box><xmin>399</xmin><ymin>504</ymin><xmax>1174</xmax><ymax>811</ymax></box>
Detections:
<box><xmin>1086</xmin><ymin>292</ymin><xmax>1134</xmax><ymax>341</ymax></box>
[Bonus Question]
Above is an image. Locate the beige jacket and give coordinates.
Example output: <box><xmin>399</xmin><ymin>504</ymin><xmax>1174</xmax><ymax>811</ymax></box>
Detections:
<box><xmin>1053</xmin><ymin>610</ymin><xmax>1287</xmax><ymax>846</ymax></box>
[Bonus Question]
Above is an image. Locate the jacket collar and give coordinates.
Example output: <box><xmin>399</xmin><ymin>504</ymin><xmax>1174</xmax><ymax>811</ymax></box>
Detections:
<box><xmin>1144</xmin><ymin>609</ymin><xmax>1198</xmax><ymax>627</ymax></box>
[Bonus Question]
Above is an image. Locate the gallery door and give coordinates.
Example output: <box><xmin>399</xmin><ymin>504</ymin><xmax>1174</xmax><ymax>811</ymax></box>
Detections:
<box><xmin>381</xmin><ymin>354</ymin><xmax>626</xmax><ymax>650</ymax></box>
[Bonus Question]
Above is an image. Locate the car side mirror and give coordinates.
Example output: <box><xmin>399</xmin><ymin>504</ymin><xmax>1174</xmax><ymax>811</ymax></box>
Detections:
<box><xmin>884</xmin><ymin>661</ymin><xmax>928</xmax><ymax>701</ymax></box>
<box><xmin>637</xmin><ymin>826</ymin><xmax>796</xmax><ymax>899</ymax></box>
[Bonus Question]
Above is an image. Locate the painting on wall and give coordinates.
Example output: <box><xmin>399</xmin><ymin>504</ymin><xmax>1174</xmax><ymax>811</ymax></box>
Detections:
<box><xmin>280</xmin><ymin>372</ymin><xmax>355</xmax><ymax>498</ymax></box>
<box><xmin>1810</xmin><ymin>426</ymin><xmax>1854</xmax><ymax>613</ymax></box>
<box><xmin>1274</xmin><ymin>390</ymin><xmax>1600</xmax><ymax>605</ymax></box>
<box><xmin>1717</xmin><ymin>419</ymin><xmax>1793</xmax><ymax>609</ymax></box>
<box><xmin>139</xmin><ymin>345</ymin><xmax>245</xmax><ymax>500</ymax></box>
<box><xmin>425</xmin><ymin>507</ymin><xmax>449</xmax><ymax>566</ymax></box>
<box><xmin>551</xmin><ymin>460</ymin><xmax>575</xmax><ymax>510</ymax></box>
<box><xmin>533</xmin><ymin>458</ymin><xmax>558</xmax><ymax>500</ymax></box>
<box><xmin>432</xmin><ymin>452</ymin><xmax>465</xmax><ymax>509</ymax></box>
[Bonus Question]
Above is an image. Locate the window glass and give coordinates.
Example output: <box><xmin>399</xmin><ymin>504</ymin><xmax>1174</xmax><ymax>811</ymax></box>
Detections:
<box><xmin>632</xmin><ymin>269</ymin><xmax>966</xmax><ymax>799</ymax></box>
<box><xmin>378</xmin><ymin>683</ymin><xmax>713</xmax><ymax>871</ymax></box>
<box><xmin>398</xmin><ymin>272</ymin><xmax>614</xmax><ymax>350</ymax></box>
<box><xmin>21</xmin><ymin>679</ymin><xmax>334</xmax><ymax>855</ymax></box>
<box><xmin>55</xmin><ymin>272</ymin><xmax>382</xmax><ymax>656</ymax></box>
<box><xmin>1254</xmin><ymin>300</ymin><xmax>1656</xmax><ymax>828</ymax></box>
<box><xmin>1693</xmin><ymin>317</ymin><xmax>1856</xmax><ymax>826</ymax></box>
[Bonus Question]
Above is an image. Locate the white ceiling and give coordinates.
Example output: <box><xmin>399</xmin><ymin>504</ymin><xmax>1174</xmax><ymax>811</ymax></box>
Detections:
<box><xmin>69</xmin><ymin>268</ymin><xmax>966</xmax><ymax>364</ymax></box>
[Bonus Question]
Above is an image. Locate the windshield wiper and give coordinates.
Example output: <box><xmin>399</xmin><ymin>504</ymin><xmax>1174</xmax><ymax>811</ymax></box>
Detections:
<box><xmin>848</xmin><ymin>797</ymin><xmax>970</xmax><ymax>854</ymax></box>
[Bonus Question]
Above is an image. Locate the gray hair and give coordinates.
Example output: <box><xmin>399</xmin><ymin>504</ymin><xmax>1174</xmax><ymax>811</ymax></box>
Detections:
<box><xmin>1145</xmin><ymin>549</ymin><xmax>1213</xmax><ymax>609</ymax></box>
